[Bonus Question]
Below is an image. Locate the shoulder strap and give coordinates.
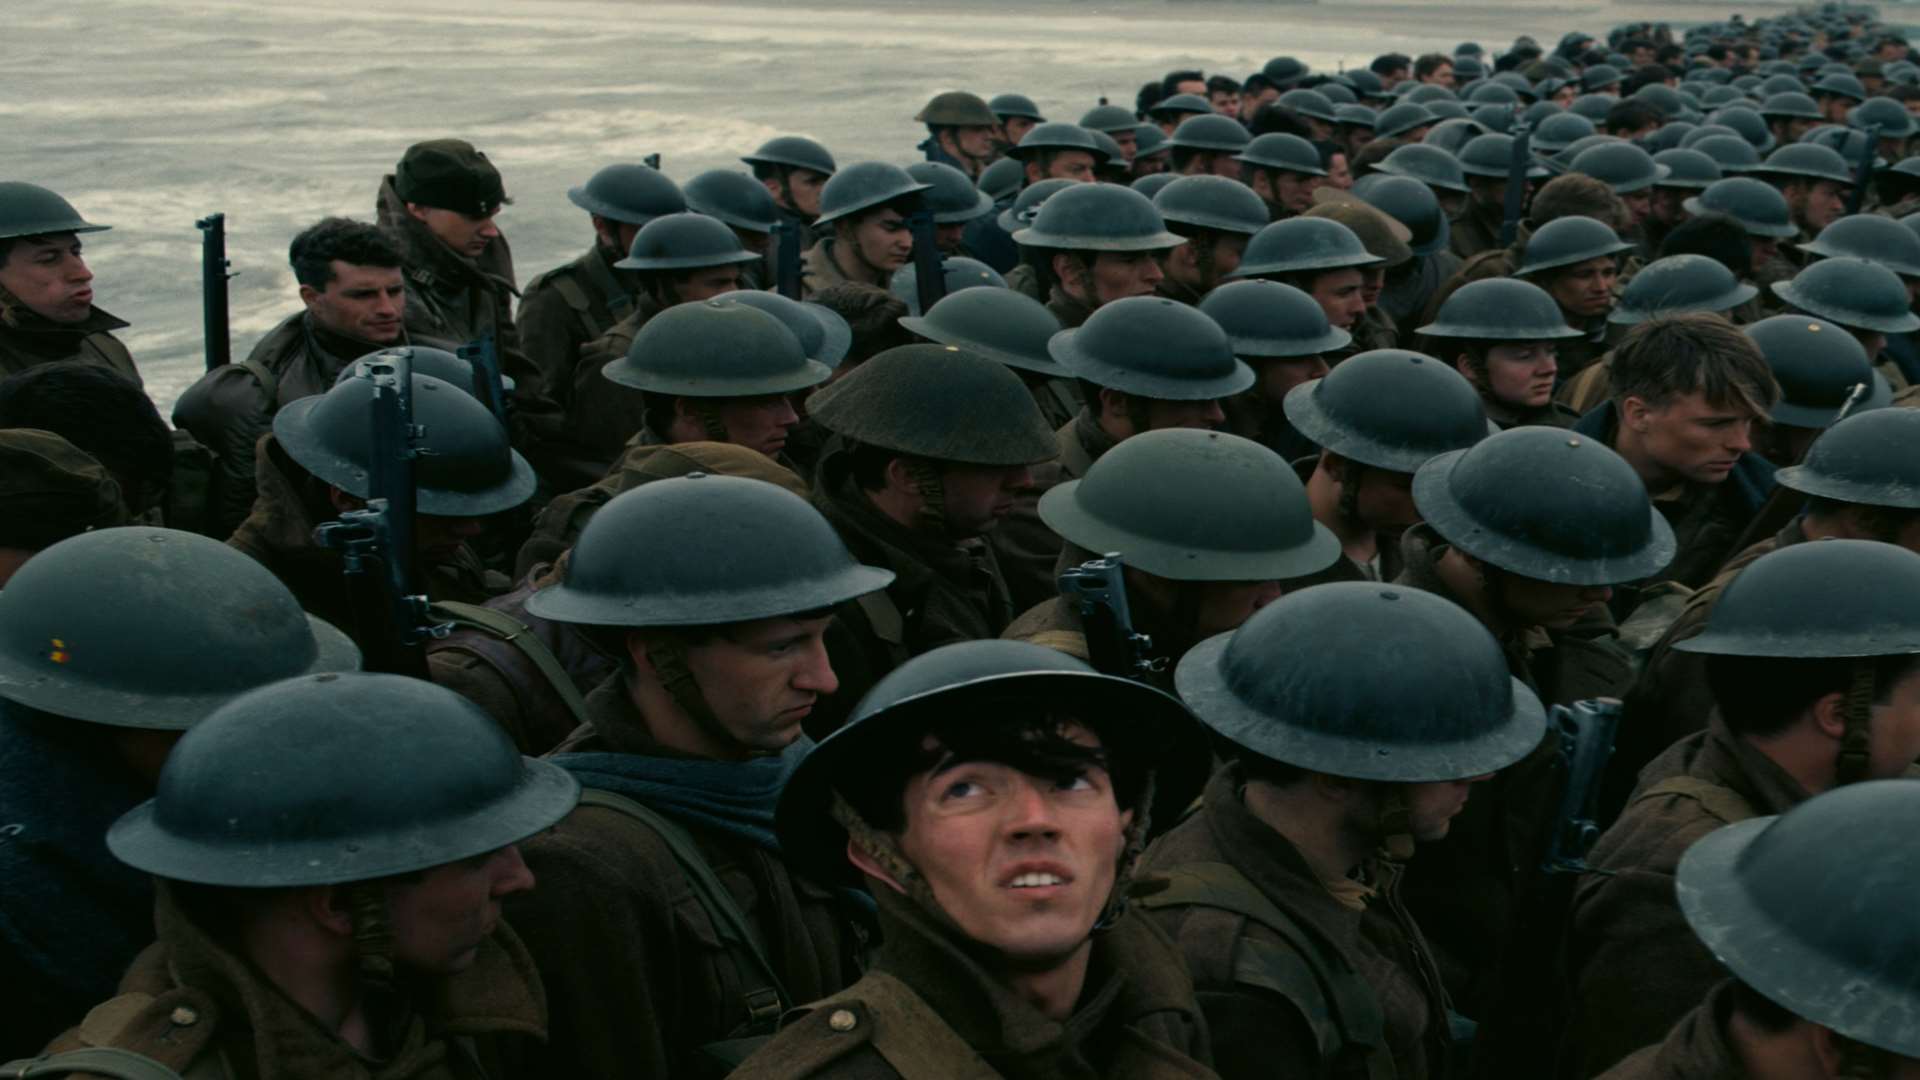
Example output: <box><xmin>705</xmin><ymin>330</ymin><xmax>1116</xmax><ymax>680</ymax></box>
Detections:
<box><xmin>429</xmin><ymin>601</ymin><xmax>590</xmax><ymax>730</ymax></box>
<box><xmin>853</xmin><ymin>591</ymin><xmax>907</xmax><ymax>648</ymax></box>
<box><xmin>1</xmin><ymin>1049</ymin><xmax>185</xmax><ymax>1080</ymax></box>
<box><xmin>1140</xmin><ymin>862</ymin><xmax>1395</xmax><ymax>1079</ymax></box>
<box><xmin>1631</xmin><ymin>776</ymin><xmax>1760</xmax><ymax>826</ymax></box>
<box><xmin>237</xmin><ymin>358</ymin><xmax>278</xmax><ymax>408</ymax></box>
<box><xmin>575</xmin><ymin>251</ymin><xmax>636</xmax><ymax>324</ymax></box>
<box><xmin>810</xmin><ymin>971</ymin><xmax>999</xmax><ymax>1080</ymax></box>
<box><xmin>574</xmin><ymin>788</ymin><xmax>789</xmax><ymax>1029</ymax></box>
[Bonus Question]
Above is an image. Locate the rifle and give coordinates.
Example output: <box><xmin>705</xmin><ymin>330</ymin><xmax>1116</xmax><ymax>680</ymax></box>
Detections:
<box><xmin>773</xmin><ymin>221</ymin><xmax>803</xmax><ymax>300</ymax></box>
<box><xmin>312</xmin><ymin>352</ymin><xmax>452</xmax><ymax>676</ymax></box>
<box><xmin>195</xmin><ymin>213</ymin><xmax>233</xmax><ymax>372</ymax></box>
<box><xmin>1848</xmin><ymin>123</ymin><xmax>1880</xmax><ymax>216</ymax></box>
<box><xmin>1542</xmin><ymin>698</ymin><xmax>1623</xmax><ymax>875</ymax></box>
<box><xmin>456</xmin><ymin>335</ymin><xmax>509</xmax><ymax>423</ymax></box>
<box><xmin>1498</xmin><ymin>114</ymin><xmax>1534</xmax><ymax>249</ymax></box>
<box><xmin>1057</xmin><ymin>554</ymin><xmax>1164</xmax><ymax>680</ymax></box>
<box><xmin>643</xmin><ymin>152</ymin><xmax>662</xmax><ymax>170</ymax></box>
<box><xmin>906</xmin><ymin>209</ymin><xmax>947</xmax><ymax>315</ymax></box>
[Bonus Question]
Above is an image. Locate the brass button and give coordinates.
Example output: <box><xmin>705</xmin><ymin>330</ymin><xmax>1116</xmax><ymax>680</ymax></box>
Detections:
<box><xmin>828</xmin><ymin>1008</ymin><xmax>858</xmax><ymax>1032</ymax></box>
<box><xmin>169</xmin><ymin>1006</ymin><xmax>199</xmax><ymax>1026</ymax></box>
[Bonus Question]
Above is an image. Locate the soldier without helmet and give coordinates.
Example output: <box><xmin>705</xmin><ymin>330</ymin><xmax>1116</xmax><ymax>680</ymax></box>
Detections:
<box><xmin>173</xmin><ymin>217</ymin><xmax>411</xmax><ymax>536</ymax></box>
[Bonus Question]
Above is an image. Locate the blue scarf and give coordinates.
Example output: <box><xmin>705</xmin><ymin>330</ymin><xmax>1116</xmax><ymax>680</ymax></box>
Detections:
<box><xmin>549</xmin><ymin>738</ymin><xmax>811</xmax><ymax>855</ymax></box>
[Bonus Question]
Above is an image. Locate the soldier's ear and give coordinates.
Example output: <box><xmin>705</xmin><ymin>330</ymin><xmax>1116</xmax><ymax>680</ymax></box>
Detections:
<box><xmin>846</xmin><ymin>839</ymin><xmax>908</xmax><ymax>895</ymax></box>
<box><xmin>305</xmin><ymin>884</ymin><xmax>356</xmax><ymax>938</ymax></box>
<box><xmin>1807</xmin><ymin>690</ymin><xmax>1849</xmax><ymax>742</ymax></box>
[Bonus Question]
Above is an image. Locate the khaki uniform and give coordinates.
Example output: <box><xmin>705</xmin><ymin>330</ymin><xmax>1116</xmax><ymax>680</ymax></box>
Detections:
<box><xmin>507</xmin><ymin>679</ymin><xmax>866</xmax><ymax>1078</ymax></box>
<box><xmin>1495</xmin><ymin>399</ymin><xmax>1581</xmax><ymax>430</ymax></box>
<box><xmin>1590</xmin><ymin>981</ymin><xmax>1743</xmax><ymax>1080</ymax></box>
<box><xmin>1392</xmin><ymin>525</ymin><xmax>1632</xmax><ymax>1022</ymax></box>
<box><xmin>44</xmin><ymin>883</ymin><xmax>545</xmax><ymax>1079</ymax></box>
<box><xmin>801</xmin><ymin>238</ymin><xmax>883</xmax><ymax>300</ymax></box>
<box><xmin>515</xmin><ymin>242</ymin><xmax>640</xmax><ymax>413</ymax></box>
<box><xmin>565</xmin><ymin>292</ymin><xmax>670</xmax><ymax>469</ymax></box>
<box><xmin>375</xmin><ymin>175</ymin><xmax>562</xmax><ymax>453</ymax></box>
<box><xmin>227</xmin><ymin>434</ymin><xmax>503</xmax><ymax>653</ymax></box>
<box><xmin>1563</xmin><ymin>717</ymin><xmax>1809</xmax><ymax>1078</ymax></box>
<box><xmin>0</xmin><ymin>297</ymin><xmax>139</xmax><ymax>385</ymax></box>
<box><xmin>172</xmin><ymin>312</ymin><xmax>396</xmax><ymax>538</ymax></box>
<box><xmin>1553</xmin><ymin>350</ymin><xmax>1614</xmax><ymax>415</ymax></box>
<box><xmin>733</xmin><ymin>885</ymin><xmax>1216</xmax><ymax>1080</ymax></box>
<box><xmin>1449</xmin><ymin>202</ymin><xmax>1505</xmax><ymax>262</ymax></box>
<box><xmin>1139</xmin><ymin>765</ymin><xmax>1451</xmax><ymax>1080</ymax></box>
<box><xmin>1611</xmin><ymin>521</ymin><xmax>1804</xmax><ymax>804</ymax></box>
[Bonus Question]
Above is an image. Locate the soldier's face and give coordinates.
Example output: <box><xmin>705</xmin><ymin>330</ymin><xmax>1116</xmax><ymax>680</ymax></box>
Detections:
<box><xmin>1318</xmin><ymin>153</ymin><xmax>1352</xmax><ymax>191</ymax></box>
<box><xmin>1867</xmin><ymin>667</ymin><xmax>1920</xmax><ymax>781</ymax></box>
<box><xmin>1107</xmin><ymin>128</ymin><xmax>1138</xmax><ymax>164</ymax></box>
<box><xmin>1468</xmin><ymin>341</ymin><xmax>1559</xmax><ymax>412</ymax></box>
<box><xmin>407</xmin><ymin>205</ymin><xmax>499</xmax><ymax>258</ymax></box>
<box><xmin>1254</xmin><ymin>170</ymin><xmax>1317</xmax><ymax>214</ymax></box>
<box><xmin>1402</xmin><ymin>778</ymin><xmax>1485</xmax><ymax>840</ymax></box>
<box><xmin>1621</xmin><ymin>390</ymin><xmax>1757</xmax><ymax>484</ymax></box>
<box><xmin>1307</xmin><ymin>268</ymin><xmax>1369</xmax><ymax>329</ymax></box>
<box><xmin>1211</xmin><ymin>91</ymin><xmax>1241</xmax><ymax>117</ymax></box>
<box><xmin>1619</xmin><ymin>189</ymin><xmax>1652</xmax><ymax>226</ymax></box>
<box><xmin>936</xmin><ymin>462</ymin><xmax>1033</xmax><ymax>536</ymax></box>
<box><xmin>673</xmin><ymin>266</ymin><xmax>742</xmax><ymax>303</ymax></box>
<box><xmin>1041</xmin><ymin>151</ymin><xmax>1098</xmax><ymax>183</ymax></box>
<box><xmin>1545</xmin><ymin>257</ymin><xmax>1619</xmax><ymax>320</ymax></box>
<box><xmin>1143</xmin><ymin>396</ymin><xmax>1226</xmax><ymax>432</ymax></box>
<box><xmin>712</xmin><ymin>393</ymin><xmax>801</xmax><ymax>459</ymax></box>
<box><xmin>935</xmin><ymin>222</ymin><xmax>967</xmax><ymax>255</ymax></box>
<box><xmin>302</xmin><ymin>261</ymin><xmax>405</xmax><ymax>345</ymax></box>
<box><xmin>1187</xmin><ymin>578</ymin><xmax>1284</xmax><ymax>638</ymax></box>
<box><xmin>783</xmin><ymin>169</ymin><xmax>830</xmax><ymax>218</ymax></box>
<box><xmin>383</xmin><ymin>844</ymin><xmax>535</xmax><ymax>974</ymax></box>
<box><xmin>1357</xmin><ymin>266</ymin><xmax>1386</xmax><ymax>308</ymax></box>
<box><xmin>1080</xmin><ymin>250</ymin><xmax>1164</xmax><ymax>305</ymax></box>
<box><xmin>1796</xmin><ymin>179</ymin><xmax>1849</xmax><ymax>231</ymax></box>
<box><xmin>1344</xmin><ymin>462</ymin><xmax>1419</xmax><ymax>528</ymax></box>
<box><xmin>679</xmin><ymin>613</ymin><xmax>840</xmax><ymax>753</ymax></box>
<box><xmin>1469</xmin><ymin>175</ymin><xmax>1508</xmax><ymax>212</ymax></box>
<box><xmin>1000</xmin><ymin>116</ymin><xmax>1039</xmax><ymax>148</ymax></box>
<box><xmin>892</xmin><ymin>724</ymin><xmax>1131</xmax><ymax>968</ymax></box>
<box><xmin>850</xmin><ymin>210</ymin><xmax>914</xmax><ymax>274</ymax></box>
<box><xmin>1493</xmin><ymin>573</ymin><xmax>1614</xmax><ymax>630</ymax></box>
<box><xmin>0</xmin><ymin>233</ymin><xmax>94</xmax><ymax>324</ymax></box>
<box><xmin>1649</xmin><ymin>186</ymin><xmax>1689</xmax><ymax>226</ymax></box>
<box><xmin>1252</xmin><ymin>354</ymin><xmax>1329</xmax><ymax>404</ymax></box>
<box><xmin>952</xmin><ymin>125</ymin><xmax>997</xmax><ymax>162</ymax></box>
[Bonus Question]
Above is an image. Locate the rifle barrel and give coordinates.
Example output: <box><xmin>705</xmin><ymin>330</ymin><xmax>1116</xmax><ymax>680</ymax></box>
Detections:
<box><xmin>195</xmin><ymin>213</ymin><xmax>231</xmax><ymax>372</ymax></box>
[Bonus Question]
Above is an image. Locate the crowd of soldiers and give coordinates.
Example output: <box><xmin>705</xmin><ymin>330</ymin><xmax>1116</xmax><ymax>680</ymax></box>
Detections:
<box><xmin>8</xmin><ymin>2</ymin><xmax>1920</xmax><ymax>1077</ymax></box>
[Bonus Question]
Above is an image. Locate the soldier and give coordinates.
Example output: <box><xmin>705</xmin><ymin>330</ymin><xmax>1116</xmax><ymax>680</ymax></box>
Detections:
<box><xmin>231</xmin><ymin>359</ymin><xmax>536</xmax><ymax>651</ymax></box>
<box><xmin>503</xmin><ymin>475</ymin><xmax>892</xmax><ymax>1076</ymax></box>
<box><xmin>1150</xmin><ymin>175</ymin><xmax>1268</xmax><ymax>305</ymax></box>
<box><xmin>1453</xmin><ymin>134</ymin><xmax>1553</xmax><ymax>259</ymax></box>
<box><xmin>807</xmin><ymin>345</ymin><xmax>1057</xmax><ymax>686</ymax></box>
<box><xmin>1508</xmin><ymin>214</ymin><xmax>1636</xmax><ymax>384</ymax></box>
<box><xmin>1644</xmin><ymin>148</ymin><xmax>1722</xmax><ymax>255</ymax></box>
<box><xmin>732</xmin><ymin>639</ymin><xmax>1215</xmax><ymax>1078</ymax></box>
<box><xmin>1374</xmin><ymin>142</ymin><xmax>1469</xmax><ymax>217</ymax></box>
<box><xmin>517</xmin><ymin>163</ymin><xmax>684</xmax><ymax>424</ymax></box>
<box><xmin>1811</xmin><ymin>70</ymin><xmax>1868</xmax><ymax>124</ymax></box>
<box><xmin>0</xmin><ymin>182</ymin><xmax>137</xmax><ymax>384</ymax></box>
<box><xmin>1798</xmin><ymin>214</ymin><xmax>1920</xmax><ymax>385</ymax></box>
<box><xmin>1681</xmin><ymin>176</ymin><xmax>1801</xmax><ymax>293</ymax></box>
<box><xmin>1205</xmin><ymin>280</ymin><xmax>1349</xmax><ymax>461</ymax></box>
<box><xmin>1393</xmin><ymin>426</ymin><xmax>1672</xmax><ymax>1032</ymax></box>
<box><xmin>1286</xmin><ymin>348</ymin><xmax>1491</xmax><ymax>582</ymax></box>
<box><xmin>967</xmin><ymin>123</ymin><xmax>1106</xmax><ymax>275</ymax></box>
<box><xmin>1565</xmin><ymin>142</ymin><xmax>1669</xmax><ymax>238</ymax></box>
<box><xmin>801</xmin><ymin>163</ymin><xmax>930</xmax><ymax>298</ymax></box>
<box><xmin>32</xmin><ymin>672</ymin><xmax>577</xmax><ymax>1078</ymax></box>
<box><xmin>1566</xmin><ymin>539</ymin><xmax>1920</xmax><ymax>1077</ymax></box>
<box><xmin>593</xmin><ymin>300</ymin><xmax>831</xmax><ymax>465</ymax></box>
<box><xmin>1596</xmin><ymin>781</ymin><xmax>1920</xmax><ymax>1079</ymax></box>
<box><xmin>374</xmin><ymin>140</ymin><xmax>554</xmax><ymax>444</ymax></box>
<box><xmin>916</xmin><ymin>92</ymin><xmax>999</xmax><ymax>178</ymax></box>
<box><xmin>1302</xmin><ymin>199</ymin><xmax>1414</xmax><ymax>356</ymax></box>
<box><xmin>686</xmin><ymin>169</ymin><xmax>782</xmax><ymax>290</ymax></box>
<box><xmin>432</xmin><ymin>443</ymin><xmax>809</xmax><ymax>756</ymax></box>
<box><xmin>1142</xmin><ymin>581</ymin><xmax>1547</xmax><ymax>1080</ymax></box>
<box><xmin>1228</xmin><ymin>216</ymin><xmax>1384</xmax><ymax>336</ymax></box>
<box><xmin>1556</xmin><ymin>255</ymin><xmax>1763</xmax><ymax>415</ymax></box>
<box><xmin>744</xmin><ymin>135</ymin><xmax>838</xmax><ymax>237</ymax></box>
<box><xmin>1168</xmin><ymin>114</ymin><xmax>1252</xmax><ymax>177</ymax></box>
<box><xmin>1616</xmin><ymin>404</ymin><xmax>1918</xmax><ymax>816</ymax></box>
<box><xmin>1418</xmin><ymin>278</ymin><xmax>1586</xmax><ymax>427</ymax></box>
<box><xmin>0</xmin><ymin>527</ymin><xmax>357</xmax><ymax>1058</ymax></box>
<box><xmin>1007</xmin><ymin>427</ymin><xmax>1339</xmax><ymax>686</ymax></box>
<box><xmin>1748</xmin><ymin>143</ymin><xmax>1857</xmax><ymax>240</ymax></box>
<box><xmin>896</xmin><ymin>284</ymin><xmax>1080</xmax><ymax>430</ymax></box>
<box><xmin>1759</xmin><ymin>90</ymin><xmax>1825</xmax><ymax>146</ymax></box>
<box><xmin>987</xmin><ymin>92</ymin><xmax>1045</xmax><ymax>156</ymax></box>
<box><xmin>0</xmin><ymin>364</ymin><xmax>173</xmax><ymax>524</ymax></box>
<box><xmin>1354</xmin><ymin>174</ymin><xmax>1462</xmax><ymax>332</ymax></box>
<box><xmin>0</xmin><ymin>428</ymin><xmax>126</xmax><ymax>586</ymax></box>
<box><xmin>1080</xmin><ymin>102</ymin><xmax>1141</xmax><ymax>164</ymax></box>
<box><xmin>173</xmin><ymin>217</ymin><xmax>410</xmax><ymax>536</ymax></box>
<box><xmin>904</xmin><ymin>161</ymin><xmax>994</xmax><ymax>257</ymax></box>
<box><xmin>1010</xmin><ymin>182</ymin><xmax>1185</xmax><ymax>328</ymax></box>
<box><xmin>1236</xmin><ymin>133</ymin><xmax>1328</xmax><ymax>220</ymax></box>
<box><xmin>1772</xmin><ymin>257</ymin><xmax>1920</xmax><ymax>393</ymax></box>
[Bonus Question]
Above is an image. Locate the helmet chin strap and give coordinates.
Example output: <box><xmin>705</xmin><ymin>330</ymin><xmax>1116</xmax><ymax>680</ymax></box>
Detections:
<box><xmin>345</xmin><ymin>883</ymin><xmax>397</xmax><ymax>996</ymax></box>
<box><xmin>1836</xmin><ymin>660</ymin><xmax>1876</xmax><ymax>788</ymax></box>
<box><xmin>905</xmin><ymin>458</ymin><xmax>950</xmax><ymax>533</ymax></box>
<box><xmin>1375</xmin><ymin>785</ymin><xmax>1417</xmax><ymax>862</ymax></box>
<box><xmin>647</xmin><ymin>632</ymin><xmax>755</xmax><ymax>756</ymax></box>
